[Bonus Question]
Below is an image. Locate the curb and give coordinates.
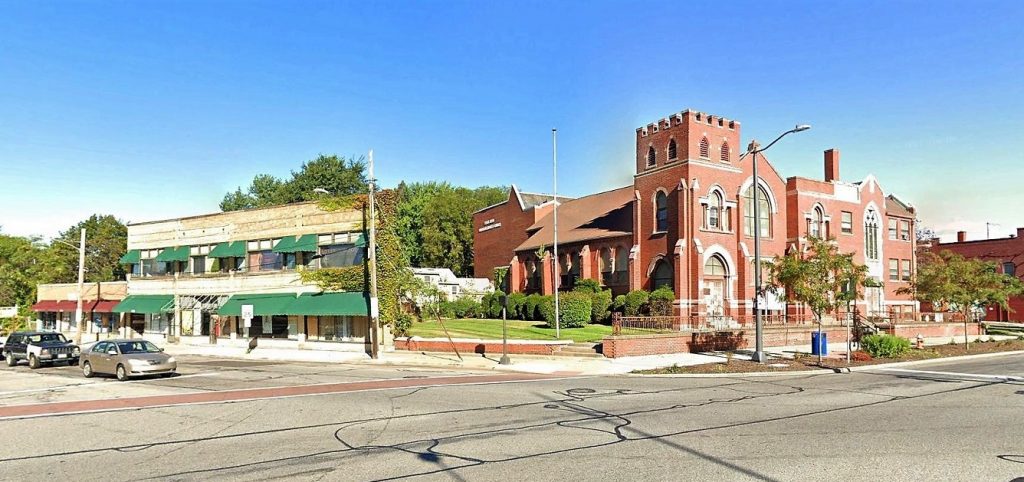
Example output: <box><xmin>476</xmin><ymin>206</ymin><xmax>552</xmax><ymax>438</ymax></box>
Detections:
<box><xmin>622</xmin><ymin>368</ymin><xmax>834</xmax><ymax>378</ymax></box>
<box><xmin>847</xmin><ymin>349</ymin><xmax>1024</xmax><ymax>372</ymax></box>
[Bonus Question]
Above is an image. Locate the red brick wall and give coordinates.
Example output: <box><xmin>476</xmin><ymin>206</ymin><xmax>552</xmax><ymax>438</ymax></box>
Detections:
<box><xmin>473</xmin><ymin>187</ymin><xmax>539</xmax><ymax>279</ymax></box>
<box><xmin>929</xmin><ymin>230</ymin><xmax>1024</xmax><ymax>321</ymax></box>
<box><xmin>395</xmin><ymin>338</ymin><xmax>570</xmax><ymax>355</ymax></box>
<box><xmin>601</xmin><ymin>323</ymin><xmax>979</xmax><ymax>358</ymax></box>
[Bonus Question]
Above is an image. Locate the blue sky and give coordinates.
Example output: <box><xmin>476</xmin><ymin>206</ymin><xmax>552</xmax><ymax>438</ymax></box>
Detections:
<box><xmin>1</xmin><ymin>1</ymin><xmax>1022</xmax><ymax>241</ymax></box>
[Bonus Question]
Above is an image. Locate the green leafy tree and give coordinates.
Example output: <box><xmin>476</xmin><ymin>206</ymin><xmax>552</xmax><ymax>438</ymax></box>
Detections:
<box><xmin>47</xmin><ymin>214</ymin><xmax>129</xmax><ymax>283</ymax></box>
<box><xmin>220</xmin><ymin>154</ymin><xmax>367</xmax><ymax>211</ymax></box>
<box><xmin>416</xmin><ymin>185</ymin><xmax>506</xmax><ymax>276</ymax></box>
<box><xmin>764</xmin><ymin>237</ymin><xmax>867</xmax><ymax>361</ymax></box>
<box><xmin>0</xmin><ymin>233</ymin><xmax>51</xmax><ymax>316</ymax></box>
<box><xmin>898</xmin><ymin>250</ymin><xmax>1024</xmax><ymax>349</ymax></box>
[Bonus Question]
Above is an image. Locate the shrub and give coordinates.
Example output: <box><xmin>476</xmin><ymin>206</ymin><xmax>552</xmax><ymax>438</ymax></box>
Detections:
<box><xmin>394</xmin><ymin>313</ymin><xmax>414</xmax><ymax>337</ymax></box>
<box><xmin>537</xmin><ymin>295</ymin><xmax>555</xmax><ymax>324</ymax></box>
<box><xmin>522</xmin><ymin>294</ymin><xmax>539</xmax><ymax>320</ymax></box>
<box><xmin>553</xmin><ymin>291</ymin><xmax>592</xmax><ymax>328</ymax></box>
<box><xmin>508</xmin><ymin>292</ymin><xmax>526</xmax><ymax>319</ymax></box>
<box><xmin>573</xmin><ymin>278</ymin><xmax>602</xmax><ymax>293</ymax></box>
<box><xmin>649</xmin><ymin>286</ymin><xmax>675</xmax><ymax>316</ymax></box>
<box><xmin>482</xmin><ymin>291</ymin><xmax>506</xmax><ymax>319</ymax></box>
<box><xmin>623</xmin><ymin>290</ymin><xmax>650</xmax><ymax>316</ymax></box>
<box><xmin>612</xmin><ymin>294</ymin><xmax>626</xmax><ymax>313</ymax></box>
<box><xmin>861</xmin><ymin>334</ymin><xmax>912</xmax><ymax>358</ymax></box>
<box><xmin>441</xmin><ymin>297</ymin><xmax>483</xmax><ymax>319</ymax></box>
<box><xmin>589</xmin><ymin>289</ymin><xmax>613</xmax><ymax>324</ymax></box>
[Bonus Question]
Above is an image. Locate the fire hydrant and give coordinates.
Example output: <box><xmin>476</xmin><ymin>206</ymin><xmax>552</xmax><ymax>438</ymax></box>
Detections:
<box><xmin>916</xmin><ymin>334</ymin><xmax>924</xmax><ymax>349</ymax></box>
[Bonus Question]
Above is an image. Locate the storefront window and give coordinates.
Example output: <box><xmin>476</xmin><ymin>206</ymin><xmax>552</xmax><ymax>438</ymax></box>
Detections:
<box><xmin>320</xmin><ymin>244</ymin><xmax>364</xmax><ymax>268</ymax></box>
<box><xmin>314</xmin><ymin>316</ymin><xmax>359</xmax><ymax>341</ymax></box>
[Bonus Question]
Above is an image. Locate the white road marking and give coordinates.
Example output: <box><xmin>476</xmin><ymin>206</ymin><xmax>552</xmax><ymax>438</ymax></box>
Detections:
<box><xmin>873</xmin><ymin>368</ymin><xmax>1024</xmax><ymax>382</ymax></box>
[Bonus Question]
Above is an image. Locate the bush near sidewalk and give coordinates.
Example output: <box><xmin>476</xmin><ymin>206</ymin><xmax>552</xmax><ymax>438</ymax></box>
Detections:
<box><xmin>861</xmin><ymin>334</ymin><xmax>912</xmax><ymax>358</ymax></box>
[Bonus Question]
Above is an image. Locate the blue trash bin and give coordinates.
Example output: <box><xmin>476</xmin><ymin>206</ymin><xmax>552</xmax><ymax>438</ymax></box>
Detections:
<box><xmin>811</xmin><ymin>331</ymin><xmax>828</xmax><ymax>356</ymax></box>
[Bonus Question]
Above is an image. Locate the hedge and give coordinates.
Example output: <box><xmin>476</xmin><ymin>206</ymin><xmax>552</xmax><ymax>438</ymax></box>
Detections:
<box><xmin>649</xmin><ymin>286</ymin><xmax>674</xmax><ymax>316</ymax></box>
<box><xmin>861</xmin><ymin>334</ymin><xmax>911</xmax><ymax>358</ymax></box>
<box><xmin>623</xmin><ymin>290</ymin><xmax>650</xmax><ymax>316</ymax></box>
<box><xmin>550</xmin><ymin>291</ymin><xmax>592</xmax><ymax>328</ymax></box>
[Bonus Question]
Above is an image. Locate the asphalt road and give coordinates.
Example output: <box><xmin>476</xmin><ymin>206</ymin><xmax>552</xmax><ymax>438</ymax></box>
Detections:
<box><xmin>1</xmin><ymin>354</ymin><xmax>1023</xmax><ymax>481</ymax></box>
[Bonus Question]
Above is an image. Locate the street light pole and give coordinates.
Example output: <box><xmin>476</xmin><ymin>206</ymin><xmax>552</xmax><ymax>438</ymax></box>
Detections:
<box><xmin>368</xmin><ymin>149</ymin><xmax>381</xmax><ymax>359</ymax></box>
<box><xmin>74</xmin><ymin>228</ymin><xmax>86</xmax><ymax>345</ymax></box>
<box><xmin>552</xmin><ymin>128</ymin><xmax>560</xmax><ymax>339</ymax></box>
<box><xmin>748</xmin><ymin>124</ymin><xmax>810</xmax><ymax>363</ymax></box>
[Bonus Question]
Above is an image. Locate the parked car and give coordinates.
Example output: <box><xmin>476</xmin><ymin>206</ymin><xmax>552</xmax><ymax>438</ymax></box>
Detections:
<box><xmin>3</xmin><ymin>331</ymin><xmax>80</xmax><ymax>368</ymax></box>
<box><xmin>80</xmin><ymin>339</ymin><xmax>176</xmax><ymax>381</ymax></box>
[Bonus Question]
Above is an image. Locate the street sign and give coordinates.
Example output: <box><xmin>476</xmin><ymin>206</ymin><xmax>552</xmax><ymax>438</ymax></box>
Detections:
<box><xmin>241</xmin><ymin>304</ymin><xmax>254</xmax><ymax>327</ymax></box>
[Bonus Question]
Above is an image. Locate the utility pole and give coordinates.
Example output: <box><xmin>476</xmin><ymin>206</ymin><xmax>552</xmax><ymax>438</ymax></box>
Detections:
<box><xmin>552</xmin><ymin>128</ymin><xmax>560</xmax><ymax>339</ymax></box>
<box><xmin>368</xmin><ymin>149</ymin><xmax>381</xmax><ymax>359</ymax></box>
<box><xmin>73</xmin><ymin>228</ymin><xmax>86</xmax><ymax>345</ymax></box>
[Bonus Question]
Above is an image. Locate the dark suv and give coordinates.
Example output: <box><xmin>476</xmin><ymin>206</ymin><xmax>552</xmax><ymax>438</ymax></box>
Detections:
<box><xmin>3</xmin><ymin>331</ymin><xmax>81</xmax><ymax>369</ymax></box>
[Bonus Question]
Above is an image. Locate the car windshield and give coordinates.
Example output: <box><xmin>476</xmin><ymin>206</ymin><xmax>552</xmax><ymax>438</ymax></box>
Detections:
<box><xmin>27</xmin><ymin>333</ymin><xmax>67</xmax><ymax>344</ymax></box>
<box><xmin>116</xmin><ymin>341</ymin><xmax>161</xmax><ymax>354</ymax></box>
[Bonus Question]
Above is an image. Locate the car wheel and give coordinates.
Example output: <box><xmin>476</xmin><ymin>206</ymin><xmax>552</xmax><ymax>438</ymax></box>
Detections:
<box><xmin>28</xmin><ymin>355</ymin><xmax>40</xmax><ymax>369</ymax></box>
<box><xmin>115</xmin><ymin>364</ymin><xmax>129</xmax><ymax>382</ymax></box>
<box><xmin>4</xmin><ymin>352</ymin><xmax>14</xmax><ymax>367</ymax></box>
<box><xmin>82</xmin><ymin>361</ymin><xmax>94</xmax><ymax>378</ymax></box>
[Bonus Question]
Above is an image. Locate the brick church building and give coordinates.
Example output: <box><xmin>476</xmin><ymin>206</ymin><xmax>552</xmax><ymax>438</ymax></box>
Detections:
<box><xmin>473</xmin><ymin>108</ymin><xmax>918</xmax><ymax>320</ymax></box>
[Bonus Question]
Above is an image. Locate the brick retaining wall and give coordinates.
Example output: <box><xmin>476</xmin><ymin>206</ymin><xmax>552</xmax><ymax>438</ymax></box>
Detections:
<box><xmin>395</xmin><ymin>337</ymin><xmax>572</xmax><ymax>356</ymax></box>
<box><xmin>602</xmin><ymin>322</ymin><xmax>981</xmax><ymax>358</ymax></box>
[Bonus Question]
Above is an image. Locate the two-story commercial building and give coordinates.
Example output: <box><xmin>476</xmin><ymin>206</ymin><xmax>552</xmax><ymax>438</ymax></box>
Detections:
<box><xmin>113</xmin><ymin>201</ymin><xmax>383</xmax><ymax>352</ymax></box>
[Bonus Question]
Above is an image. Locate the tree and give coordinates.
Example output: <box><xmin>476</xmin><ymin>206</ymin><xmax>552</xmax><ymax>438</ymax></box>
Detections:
<box><xmin>764</xmin><ymin>237</ymin><xmax>868</xmax><ymax>363</ymax></box>
<box><xmin>47</xmin><ymin>215</ymin><xmax>129</xmax><ymax>284</ymax></box>
<box><xmin>898</xmin><ymin>249</ymin><xmax>1024</xmax><ymax>350</ymax></box>
<box><xmin>396</xmin><ymin>182</ymin><xmax>506</xmax><ymax>275</ymax></box>
<box><xmin>0</xmin><ymin>233</ymin><xmax>51</xmax><ymax>316</ymax></box>
<box><xmin>220</xmin><ymin>154</ymin><xmax>367</xmax><ymax>211</ymax></box>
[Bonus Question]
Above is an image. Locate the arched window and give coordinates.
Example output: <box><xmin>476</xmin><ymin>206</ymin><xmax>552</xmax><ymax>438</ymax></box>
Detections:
<box><xmin>699</xmin><ymin>137</ymin><xmax>710</xmax><ymax>158</ymax></box>
<box><xmin>667</xmin><ymin>139</ymin><xmax>677</xmax><ymax>160</ymax></box>
<box><xmin>864</xmin><ymin>210</ymin><xmax>880</xmax><ymax>260</ymax></box>
<box><xmin>646</xmin><ymin>146</ymin><xmax>656</xmax><ymax>166</ymax></box>
<box><xmin>742</xmin><ymin>185</ymin><xmax>771</xmax><ymax>237</ymax></box>
<box><xmin>707</xmin><ymin>191</ymin><xmax>724</xmax><ymax>230</ymax></box>
<box><xmin>652</xmin><ymin>259</ymin><xmax>674</xmax><ymax>290</ymax></box>
<box><xmin>720</xmin><ymin>141</ymin><xmax>730</xmax><ymax>162</ymax></box>
<box><xmin>655</xmin><ymin>191</ymin><xmax>669</xmax><ymax>232</ymax></box>
<box><xmin>528</xmin><ymin>258</ymin><xmax>541</xmax><ymax>289</ymax></box>
<box><xmin>614</xmin><ymin>246</ymin><xmax>629</xmax><ymax>285</ymax></box>
<box><xmin>704</xmin><ymin>255</ymin><xmax>727</xmax><ymax>277</ymax></box>
<box><xmin>810</xmin><ymin>206</ymin><xmax>824</xmax><ymax>238</ymax></box>
<box><xmin>599</xmin><ymin>248</ymin><xmax>613</xmax><ymax>285</ymax></box>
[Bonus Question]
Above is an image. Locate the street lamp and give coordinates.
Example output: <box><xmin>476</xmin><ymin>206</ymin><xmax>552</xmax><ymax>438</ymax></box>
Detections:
<box><xmin>746</xmin><ymin>124</ymin><xmax>810</xmax><ymax>363</ymax></box>
<box><xmin>52</xmin><ymin>230</ymin><xmax>87</xmax><ymax>345</ymax></box>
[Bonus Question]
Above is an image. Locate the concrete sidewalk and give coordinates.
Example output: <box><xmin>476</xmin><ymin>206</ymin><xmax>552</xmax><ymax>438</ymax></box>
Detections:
<box><xmin>159</xmin><ymin>333</ymin><xmax>1021</xmax><ymax>376</ymax></box>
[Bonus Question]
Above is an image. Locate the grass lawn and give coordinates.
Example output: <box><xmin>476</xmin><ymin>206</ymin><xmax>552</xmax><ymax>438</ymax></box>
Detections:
<box><xmin>406</xmin><ymin>318</ymin><xmax>612</xmax><ymax>343</ymax></box>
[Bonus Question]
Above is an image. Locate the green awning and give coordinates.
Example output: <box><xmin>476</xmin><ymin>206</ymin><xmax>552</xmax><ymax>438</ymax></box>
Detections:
<box><xmin>273</xmin><ymin>234</ymin><xmax>318</xmax><ymax>253</ymax></box>
<box><xmin>155</xmin><ymin>246</ymin><xmax>190</xmax><ymax>262</ymax></box>
<box><xmin>353</xmin><ymin>233</ymin><xmax>367</xmax><ymax>247</ymax></box>
<box><xmin>119</xmin><ymin>249</ymin><xmax>141</xmax><ymax>264</ymax></box>
<box><xmin>292</xmin><ymin>234</ymin><xmax>318</xmax><ymax>252</ymax></box>
<box><xmin>112</xmin><ymin>295</ymin><xmax>174</xmax><ymax>314</ymax></box>
<box><xmin>217</xmin><ymin>293</ymin><xmax>298</xmax><ymax>316</ymax></box>
<box><xmin>286</xmin><ymin>292</ymin><xmax>370</xmax><ymax>316</ymax></box>
<box><xmin>209</xmin><ymin>241</ymin><xmax>246</xmax><ymax>258</ymax></box>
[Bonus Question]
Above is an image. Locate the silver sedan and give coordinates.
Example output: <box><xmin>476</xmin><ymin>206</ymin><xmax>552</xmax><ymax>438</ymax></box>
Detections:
<box><xmin>80</xmin><ymin>339</ymin><xmax>177</xmax><ymax>381</ymax></box>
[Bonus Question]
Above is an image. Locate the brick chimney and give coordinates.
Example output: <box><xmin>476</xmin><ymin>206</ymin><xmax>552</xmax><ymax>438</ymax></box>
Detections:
<box><xmin>824</xmin><ymin>149</ymin><xmax>840</xmax><ymax>182</ymax></box>
<box><xmin>957</xmin><ymin>231</ymin><xmax>967</xmax><ymax>242</ymax></box>
<box><xmin>1017</xmin><ymin>227</ymin><xmax>1024</xmax><ymax>238</ymax></box>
